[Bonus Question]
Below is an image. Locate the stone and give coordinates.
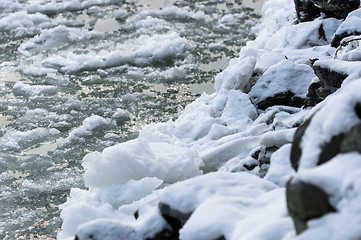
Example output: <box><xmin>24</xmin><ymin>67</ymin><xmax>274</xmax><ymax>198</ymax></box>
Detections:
<box><xmin>294</xmin><ymin>0</ymin><xmax>322</xmax><ymax>22</ymax></box>
<box><xmin>331</xmin><ymin>31</ymin><xmax>361</xmax><ymax>48</ymax></box>
<box><xmin>257</xmin><ymin>91</ymin><xmax>304</xmax><ymax>110</ymax></box>
<box><xmin>304</xmin><ymin>81</ymin><xmax>324</xmax><ymax>107</ymax></box>
<box><xmin>286</xmin><ymin>178</ymin><xmax>336</xmax><ymax>234</ymax></box>
<box><xmin>290</xmin><ymin>116</ymin><xmax>313</xmax><ymax>171</ymax></box>
<box><xmin>294</xmin><ymin>0</ymin><xmax>359</xmax><ymax>22</ymax></box>
<box><xmin>341</xmin><ymin>122</ymin><xmax>361</xmax><ymax>153</ymax></box>
<box><xmin>312</xmin><ymin>63</ymin><xmax>348</xmax><ymax>92</ymax></box>
<box><xmin>158</xmin><ymin>203</ymin><xmax>192</xmax><ymax>236</ymax></box>
<box><xmin>318</xmin><ymin>133</ymin><xmax>346</xmax><ymax>165</ymax></box>
<box><xmin>310</xmin><ymin>0</ymin><xmax>360</xmax><ymax>19</ymax></box>
<box><xmin>146</xmin><ymin>229</ymin><xmax>178</xmax><ymax>240</ymax></box>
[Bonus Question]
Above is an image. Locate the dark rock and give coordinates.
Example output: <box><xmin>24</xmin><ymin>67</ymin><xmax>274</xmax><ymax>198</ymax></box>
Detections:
<box><xmin>318</xmin><ymin>133</ymin><xmax>346</xmax><ymax>165</ymax></box>
<box><xmin>257</xmin><ymin>91</ymin><xmax>304</xmax><ymax>110</ymax></box>
<box><xmin>290</xmin><ymin>116</ymin><xmax>313</xmax><ymax>171</ymax></box>
<box><xmin>310</xmin><ymin>0</ymin><xmax>360</xmax><ymax>19</ymax></box>
<box><xmin>355</xmin><ymin>102</ymin><xmax>361</xmax><ymax>119</ymax></box>
<box><xmin>304</xmin><ymin>81</ymin><xmax>324</xmax><ymax>107</ymax></box>
<box><xmin>146</xmin><ymin>229</ymin><xmax>178</xmax><ymax>240</ymax></box>
<box><xmin>294</xmin><ymin>0</ymin><xmax>359</xmax><ymax>22</ymax></box>
<box><xmin>286</xmin><ymin>178</ymin><xmax>336</xmax><ymax>234</ymax></box>
<box><xmin>244</xmin><ymin>69</ymin><xmax>264</xmax><ymax>93</ymax></box>
<box><xmin>312</xmin><ymin>63</ymin><xmax>348</xmax><ymax>92</ymax></box>
<box><xmin>294</xmin><ymin>0</ymin><xmax>322</xmax><ymax>22</ymax></box>
<box><xmin>158</xmin><ymin>203</ymin><xmax>192</xmax><ymax>236</ymax></box>
<box><xmin>258</xmin><ymin>146</ymin><xmax>279</xmax><ymax>166</ymax></box>
<box><xmin>341</xmin><ymin>122</ymin><xmax>361</xmax><ymax>153</ymax></box>
<box><xmin>331</xmin><ymin>31</ymin><xmax>361</xmax><ymax>48</ymax></box>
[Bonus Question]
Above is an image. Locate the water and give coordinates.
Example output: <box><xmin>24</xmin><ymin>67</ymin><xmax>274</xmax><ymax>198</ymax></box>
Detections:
<box><xmin>0</xmin><ymin>0</ymin><xmax>261</xmax><ymax>239</ymax></box>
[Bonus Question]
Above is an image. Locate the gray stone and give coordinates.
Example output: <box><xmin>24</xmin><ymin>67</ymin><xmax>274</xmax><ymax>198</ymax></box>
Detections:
<box><xmin>311</xmin><ymin>0</ymin><xmax>360</xmax><ymax>18</ymax></box>
<box><xmin>286</xmin><ymin>178</ymin><xmax>336</xmax><ymax>234</ymax></box>
<box><xmin>341</xmin><ymin>122</ymin><xmax>361</xmax><ymax>153</ymax></box>
<box><xmin>312</xmin><ymin>64</ymin><xmax>348</xmax><ymax>92</ymax></box>
<box><xmin>290</xmin><ymin>116</ymin><xmax>313</xmax><ymax>171</ymax></box>
<box><xmin>158</xmin><ymin>203</ymin><xmax>192</xmax><ymax>236</ymax></box>
<box><xmin>257</xmin><ymin>91</ymin><xmax>304</xmax><ymax>110</ymax></box>
<box><xmin>294</xmin><ymin>0</ymin><xmax>322</xmax><ymax>22</ymax></box>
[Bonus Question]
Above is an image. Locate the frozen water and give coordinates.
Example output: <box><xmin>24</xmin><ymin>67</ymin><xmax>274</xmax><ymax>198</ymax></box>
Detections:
<box><xmin>0</xmin><ymin>0</ymin><xmax>261</xmax><ymax>239</ymax></box>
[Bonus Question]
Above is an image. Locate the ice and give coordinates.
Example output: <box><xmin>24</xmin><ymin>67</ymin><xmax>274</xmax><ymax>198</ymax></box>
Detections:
<box><xmin>26</xmin><ymin>0</ymin><xmax>119</xmax><ymax>15</ymax></box>
<box><xmin>21</xmin><ymin>31</ymin><xmax>194</xmax><ymax>74</ymax></box>
<box><xmin>12</xmin><ymin>81</ymin><xmax>58</xmax><ymax>97</ymax></box>
<box><xmin>59</xmin><ymin>115</ymin><xmax>110</xmax><ymax>147</ymax></box>
<box><xmin>0</xmin><ymin>128</ymin><xmax>60</xmax><ymax>151</ymax></box>
<box><xmin>82</xmin><ymin>137</ymin><xmax>203</xmax><ymax>188</ymax></box>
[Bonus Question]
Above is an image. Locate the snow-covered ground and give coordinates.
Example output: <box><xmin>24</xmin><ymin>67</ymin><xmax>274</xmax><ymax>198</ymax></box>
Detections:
<box><xmin>57</xmin><ymin>0</ymin><xmax>361</xmax><ymax>239</ymax></box>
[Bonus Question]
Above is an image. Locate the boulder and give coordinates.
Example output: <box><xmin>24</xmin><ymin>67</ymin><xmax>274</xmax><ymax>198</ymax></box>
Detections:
<box><xmin>294</xmin><ymin>0</ymin><xmax>360</xmax><ymax>22</ymax></box>
<box><xmin>286</xmin><ymin>178</ymin><xmax>336</xmax><ymax>234</ymax></box>
<box><xmin>294</xmin><ymin>0</ymin><xmax>322</xmax><ymax>22</ymax></box>
<box><xmin>257</xmin><ymin>91</ymin><xmax>304</xmax><ymax>110</ymax></box>
<box><xmin>310</xmin><ymin>0</ymin><xmax>360</xmax><ymax>19</ymax></box>
<box><xmin>331</xmin><ymin>8</ymin><xmax>361</xmax><ymax>47</ymax></box>
<box><xmin>158</xmin><ymin>203</ymin><xmax>192</xmax><ymax>237</ymax></box>
<box><xmin>312</xmin><ymin>61</ymin><xmax>349</xmax><ymax>92</ymax></box>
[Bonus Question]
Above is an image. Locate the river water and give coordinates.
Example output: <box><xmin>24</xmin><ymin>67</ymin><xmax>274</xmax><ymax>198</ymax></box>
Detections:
<box><xmin>0</xmin><ymin>0</ymin><xmax>261</xmax><ymax>239</ymax></box>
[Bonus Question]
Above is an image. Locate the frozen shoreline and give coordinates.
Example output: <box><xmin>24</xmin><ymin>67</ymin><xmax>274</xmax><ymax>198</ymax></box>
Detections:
<box><xmin>58</xmin><ymin>0</ymin><xmax>361</xmax><ymax>239</ymax></box>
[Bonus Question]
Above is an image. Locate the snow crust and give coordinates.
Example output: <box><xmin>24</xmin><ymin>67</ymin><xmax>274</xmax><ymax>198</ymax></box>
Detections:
<box><xmin>56</xmin><ymin>0</ymin><xmax>361</xmax><ymax>239</ymax></box>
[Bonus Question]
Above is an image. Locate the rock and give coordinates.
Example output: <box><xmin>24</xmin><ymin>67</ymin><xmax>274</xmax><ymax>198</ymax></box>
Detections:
<box><xmin>257</xmin><ymin>91</ymin><xmax>304</xmax><ymax>111</ymax></box>
<box><xmin>341</xmin><ymin>121</ymin><xmax>361</xmax><ymax>153</ymax></box>
<box><xmin>286</xmin><ymin>178</ymin><xmax>336</xmax><ymax>234</ymax></box>
<box><xmin>312</xmin><ymin>62</ymin><xmax>348</xmax><ymax>92</ymax></box>
<box><xmin>294</xmin><ymin>0</ymin><xmax>359</xmax><ymax>22</ymax></box>
<box><xmin>294</xmin><ymin>0</ymin><xmax>322</xmax><ymax>22</ymax></box>
<box><xmin>310</xmin><ymin>0</ymin><xmax>360</xmax><ymax>19</ymax></box>
<box><xmin>304</xmin><ymin>81</ymin><xmax>325</xmax><ymax>107</ymax></box>
<box><xmin>318</xmin><ymin>133</ymin><xmax>346</xmax><ymax>165</ymax></box>
<box><xmin>146</xmin><ymin>229</ymin><xmax>178</xmax><ymax>240</ymax></box>
<box><xmin>290</xmin><ymin>116</ymin><xmax>313</xmax><ymax>171</ymax></box>
<box><xmin>158</xmin><ymin>203</ymin><xmax>192</xmax><ymax>236</ymax></box>
<box><xmin>331</xmin><ymin>9</ymin><xmax>361</xmax><ymax>47</ymax></box>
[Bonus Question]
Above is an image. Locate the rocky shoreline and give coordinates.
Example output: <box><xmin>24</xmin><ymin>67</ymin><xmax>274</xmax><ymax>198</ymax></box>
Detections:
<box><xmin>60</xmin><ymin>0</ymin><xmax>361</xmax><ymax>239</ymax></box>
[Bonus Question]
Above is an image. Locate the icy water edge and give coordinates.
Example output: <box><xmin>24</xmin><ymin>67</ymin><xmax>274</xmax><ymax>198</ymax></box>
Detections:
<box><xmin>0</xmin><ymin>0</ymin><xmax>261</xmax><ymax>239</ymax></box>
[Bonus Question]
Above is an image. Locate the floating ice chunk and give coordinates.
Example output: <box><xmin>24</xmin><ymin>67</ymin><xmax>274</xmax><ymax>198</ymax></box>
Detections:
<box><xmin>59</xmin><ymin>115</ymin><xmax>110</xmax><ymax>147</ymax></box>
<box><xmin>26</xmin><ymin>0</ymin><xmax>119</xmax><ymax>14</ymax></box>
<box><xmin>18</xmin><ymin>25</ymin><xmax>102</xmax><ymax>56</ymax></box>
<box><xmin>127</xmin><ymin>6</ymin><xmax>203</xmax><ymax>23</ymax></box>
<box><xmin>0</xmin><ymin>11</ymin><xmax>48</xmax><ymax>32</ymax></box>
<box><xmin>12</xmin><ymin>81</ymin><xmax>57</xmax><ymax>97</ymax></box>
<box><xmin>0</xmin><ymin>128</ymin><xmax>60</xmax><ymax>151</ymax></box>
<box><xmin>82</xmin><ymin>137</ymin><xmax>203</xmax><ymax>188</ymax></box>
<box><xmin>40</xmin><ymin>32</ymin><xmax>193</xmax><ymax>73</ymax></box>
<box><xmin>115</xmin><ymin>9</ymin><xmax>129</xmax><ymax>20</ymax></box>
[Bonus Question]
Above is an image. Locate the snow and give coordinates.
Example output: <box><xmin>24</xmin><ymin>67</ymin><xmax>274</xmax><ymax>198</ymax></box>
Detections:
<box><xmin>248</xmin><ymin>60</ymin><xmax>315</xmax><ymax>105</ymax></box>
